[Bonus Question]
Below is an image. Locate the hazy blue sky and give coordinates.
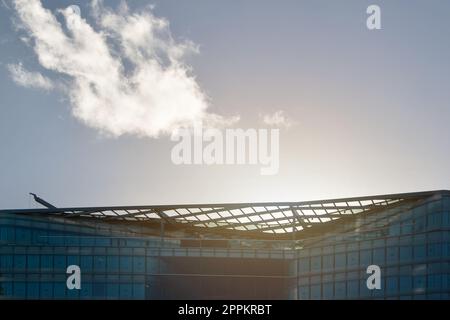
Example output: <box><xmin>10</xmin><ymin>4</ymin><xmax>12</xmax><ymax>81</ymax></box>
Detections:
<box><xmin>1</xmin><ymin>0</ymin><xmax>450</xmax><ymax>209</ymax></box>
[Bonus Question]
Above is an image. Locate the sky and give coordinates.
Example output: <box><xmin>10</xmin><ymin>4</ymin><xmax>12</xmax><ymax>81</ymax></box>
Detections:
<box><xmin>1</xmin><ymin>0</ymin><xmax>450</xmax><ymax>209</ymax></box>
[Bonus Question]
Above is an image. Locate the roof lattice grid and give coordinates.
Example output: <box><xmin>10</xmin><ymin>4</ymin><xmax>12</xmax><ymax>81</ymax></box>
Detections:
<box><xmin>1</xmin><ymin>190</ymin><xmax>446</xmax><ymax>235</ymax></box>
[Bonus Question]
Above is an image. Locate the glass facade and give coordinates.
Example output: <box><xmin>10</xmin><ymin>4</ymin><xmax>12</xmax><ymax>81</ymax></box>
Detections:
<box><xmin>0</xmin><ymin>191</ymin><xmax>449</xmax><ymax>299</ymax></box>
<box><xmin>0</xmin><ymin>213</ymin><xmax>294</xmax><ymax>299</ymax></box>
<box><xmin>295</xmin><ymin>194</ymin><xmax>450</xmax><ymax>299</ymax></box>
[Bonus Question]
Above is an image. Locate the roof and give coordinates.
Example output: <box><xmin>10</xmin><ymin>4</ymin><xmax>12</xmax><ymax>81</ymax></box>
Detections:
<box><xmin>1</xmin><ymin>190</ymin><xmax>447</xmax><ymax>236</ymax></box>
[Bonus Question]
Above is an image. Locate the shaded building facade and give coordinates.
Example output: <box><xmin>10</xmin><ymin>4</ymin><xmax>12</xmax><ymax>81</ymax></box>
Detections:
<box><xmin>0</xmin><ymin>190</ymin><xmax>449</xmax><ymax>299</ymax></box>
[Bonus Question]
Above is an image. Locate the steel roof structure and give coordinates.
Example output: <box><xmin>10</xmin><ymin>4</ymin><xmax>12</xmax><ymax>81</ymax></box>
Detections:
<box><xmin>1</xmin><ymin>190</ymin><xmax>446</xmax><ymax>236</ymax></box>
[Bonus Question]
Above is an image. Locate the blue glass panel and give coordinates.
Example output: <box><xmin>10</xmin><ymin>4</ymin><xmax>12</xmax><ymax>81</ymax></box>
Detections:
<box><xmin>428</xmin><ymin>243</ymin><xmax>445</xmax><ymax>258</ymax></box>
<box><xmin>107</xmin><ymin>256</ymin><xmax>119</xmax><ymax>272</ymax></box>
<box><xmin>67</xmin><ymin>255</ymin><xmax>80</xmax><ymax>266</ymax></box>
<box><xmin>347</xmin><ymin>280</ymin><xmax>359</xmax><ymax>298</ymax></box>
<box><xmin>310</xmin><ymin>285</ymin><xmax>321</xmax><ymax>299</ymax></box>
<box><xmin>146</xmin><ymin>257</ymin><xmax>159</xmax><ymax>274</ymax></box>
<box><xmin>428</xmin><ymin>274</ymin><xmax>442</xmax><ymax>291</ymax></box>
<box><xmin>334</xmin><ymin>282</ymin><xmax>346</xmax><ymax>299</ymax></box>
<box><xmin>360</xmin><ymin>250</ymin><xmax>371</xmax><ymax>266</ymax></box>
<box><xmin>414</xmin><ymin>245</ymin><xmax>426</xmax><ymax>260</ymax></box>
<box><xmin>94</xmin><ymin>256</ymin><xmax>106</xmax><ymax>272</ymax></box>
<box><xmin>13</xmin><ymin>282</ymin><xmax>26</xmax><ymax>298</ymax></box>
<box><xmin>133</xmin><ymin>256</ymin><xmax>145</xmax><ymax>273</ymax></box>
<box><xmin>414</xmin><ymin>217</ymin><xmax>426</xmax><ymax>232</ymax></box>
<box><xmin>14</xmin><ymin>255</ymin><xmax>26</xmax><ymax>270</ymax></box>
<box><xmin>53</xmin><ymin>283</ymin><xmax>66</xmax><ymax>299</ymax></box>
<box><xmin>387</xmin><ymin>247</ymin><xmax>398</xmax><ymax>263</ymax></box>
<box><xmin>322</xmin><ymin>255</ymin><xmax>333</xmax><ymax>270</ymax></box>
<box><xmin>399</xmin><ymin>276</ymin><xmax>412</xmax><ymax>294</ymax></box>
<box><xmin>1</xmin><ymin>255</ymin><xmax>13</xmax><ymax>270</ymax></box>
<box><xmin>387</xmin><ymin>276</ymin><xmax>398</xmax><ymax>294</ymax></box>
<box><xmin>322</xmin><ymin>283</ymin><xmax>333</xmax><ymax>299</ymax></box>
<box><xmin>40</xmin><ymin>283</ymin><xmax>53</xmax><ymax>299</ymax></box>
<box><xmin>80</xmin><ymin>283</ymin><xmax>92</xmax><ymax>299</ymax></box>
<box><xmin>41</xmin><ymin>255</ymin><xmax>53</xmax><ymax>270</ymax></box>
<box><xmin>335</xmin><ymin>253</ymin><xmax>345</xmax><ymax>269</ymax></box>
<box><xmin>428</xmin><ymin>212</ymin><xmax>442</xmax><ymax>228</ymax></box>
<box><xmin>400</xmin><ymin>246</ymin><xmax>412</xmax><ymax>262</ymax></box>
<box><xmin>15</xmin><ymin>228</ymin><xmax>32</xmax><ymax>243</ymax></box>
<box><xmin>80</xmin><ymin>256</ymin><xmax>93</xmax><ymax>271</ymax></box>
<box><xmin>298</xmin><ymin>258</ymin><xmax>309</xmax><ymax>273</ymax></box>
<box><xmin>93</xmin><ymin>283</ymin><xmax>106</xmax><ymax>298</ymax></box>
<box><xmin>27</xmin><ymin>283</ymin><xmax>39</xmax><ymax>299</ymax></box>
<box><xmin>27</xmin><ymin>255</ymin><xmax>39</xmax><ymax>270</ymax></box>
<box><xmin>54</xmin><ymin>255</ymin><xmax>66</xmax><ymax>271</ymax></box>
<box><xmin>347</xmin><ymin>252</ymin><xmax>358</xmax><ymax>267</ymax></box>
<box><xmin>298</xmin><ymin>286</ymin><xmax>309</xmax><ymax>299</ymax></box>
<box><xmin>120</xmin><ymin>256</ymin><xmax>132</xmax><ymax>273</ymax></box>
<box><xmin>413</xmin><ymin>276</ymin><xmax>426</xmax><ymax>291</ymax></box>
<box><xmin>373</xmin><ymin>248</ymin><xmax>385</xmax><ymax>264</ymax></box>
<box><xmin>120</xmin><ymin>284</ymin><xmax>133</xmax><ymax>299</ymax></box>
<box><xmin>133</xmin><ymin>284</ymin><xmax>145</xmax><ymax>299</ymax></box>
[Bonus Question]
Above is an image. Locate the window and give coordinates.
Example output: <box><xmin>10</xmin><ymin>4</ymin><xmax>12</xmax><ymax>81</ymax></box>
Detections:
<box><xmin>311</xmin><ymin>256</ymin><xmax>321</xmax><ymax>271</ymax></box>
<box><xmin>428</xmin><ymin>274</ymin><xmax>442</xmax><ymax>290</ymax></box>
<box><xmin>310</xmin><ymin>285</ymin><xmax>321</xmax><ymax>299</ymax></box>
<box><xmin>399</xmin><ymin>276</ymin><xmax>412</xmax><ymax>294</ymax></box>
<box><xmin>107</xmin><ymin>256</ymin><xmax>119</xmax><ymax>272</ymax></box>
<box><xmin>40</xmin><ymin>283</ymin><xmax>53</xmax><ymax>299</ymax></box>
<box><xmin>335</xmin><ymin>253</ymin><xmax>346</xmax><ymax>269</ymax></box>
<box><xmin>120</xmin><ymin>284</ymin><xmax>133</xmax><ymax>299</ymax></box>
<box><xmin>400</xmin><ymin>247</ymin><xmax>412</xmax><ymax>262</ymax></box>
<box><xmin>373</xmin><ymin>248</ymin><xmax>385</xmax><ymax>264</ymax></box>
<box><xmin>387</xmin><ymin>247</ymin><xmax>398</xmax><ymax>262</ymax></box>
<box><xmin>347</xmin><ymin>252</ymin><xmax>358</xmax><ymax>267</ymax></box>
<box><xmin>13</xmin><ymin>255</ymin><xmax>26</xmax><ymax>270</ymax></box>
<box><xmin>387</xmin><ymin>277</ymin><xmax>398</xmax><ymax>294</ymax></box>
<box><xmin>298</xmin><ymin>258</ymin><xmax>309</xmax><ymax>273</ymax></box>
<box><xmin>80</xmin><ymin>283</ymin><xmax>92</xmax><ymax>299</ymax></box>
<box><xmin>1</xmin><ymin>255</ymin><xmax>13</xmax><ymax>270</ymax></box>
<box><xmin>322</xmin><ymin>283</ymin><xmax>333</xmax><ymax>299</ymax></box>
<box><xmin>94</xmin><ymin>256</ymin><xmax>106</xmax><ymax>272</ymax></box>
<box><xmin>54</xmin><ymin>255</ymin><xmax>66</xmax><ymax>271</ymax></box>
<box><xmin>347</xmin><ymin>280</ymin><xmax>359</xmax><ymax>298</ymax></box>
<box><xmin>334</xmin><ymin>282</ymin><xmax>346</xmax><ymax>299</ymax></box>
<box><xmin>67</xmin><ymin>255</ymin><xmax>79</xmax><ymax>266</ymax></box>
<box><xmin>53</xmin><ymin>283</ymin><xmax>66</xmax><ymax>299</ymax></box>
<box><xmin>80</xmin><ymin>256</ymin><xmax>93</xmax><ymax>271</ymax></box>
<box><xmin>360</xmin><ymin>250</ymin><xmax>371</xmax><ymax>266</ymax></box>
<box><xmin>28</xmin><ymin>255</ymin><xmax>39</xmax><ymax>270</ymax></box>
<box><xmin>414</xmin><ymin>217</ymin><xmax>426</xmax><ymax>232</ymax></box>
<box><xmin>414</xmin><ymin>245</ymin><xmax>426</xmax><ymax>260</ymax></box>
<box><xmin>93</xmin><ymin>283</ymin><xmax>106</xmax><ymax>298</ymax></box>
<box><xmin>26</xmin><ymin>283</ymin><xmax>39</xmax><ymax>299</ymax></box>
<box><xmin>120</xmin><ymin>256</ymin><xmax>132</xmax><ymax>273</ymax></box>
<box><xmin>15</xmin><ymin>228</ymin><xmax>31</xmax><ymax>243</ymax></box>
<box><xmin>107</xmin><ymin>284</ymin><xmax>119</xmax><ymax>299</ymax></box>
<box><xmin>322</xmin><ymin>255</ymin><xmax>333</xmax><ymax>270</ymax></box>
<box><xmin>41</xmin><ymin>255</ymin><xmax>53</xmax><ymax>270</ymax></box>
<box><xmin>298</xmin><ymin>286</ymin><xmax>309</xmax><ymax>299</ymax></box>
<box><xmin>133</xmin><ymin>257</ymin><xmax>145</xmax><ymax>273</ymax></box>
<box><xmin>133</xmin><ymin>284</ymin><xmax>145</xmax><ymax>299</ymax></box>
<box><xmin>428</xmin><ymin>212</ymin><xmax>442</xmax><ymax>228</ymax></box>
<box><xmin>413</xmin><ymin>276</ymin><xmax>426</xmax><ymax>292</ymax></box>
<box><xmin>428</xmin><ymin>243</ymin><xmax>442</xmax><ymax>258</ymax></box>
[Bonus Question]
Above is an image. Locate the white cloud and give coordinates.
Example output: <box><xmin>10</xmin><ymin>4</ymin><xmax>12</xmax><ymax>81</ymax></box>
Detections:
<box><xmin>11</xmin><ymin>0</ymin><xmax>236</xmax><ymax>138</ymax></box>
<box><xmin>7</xmin><ymin>63</ymin><xmax>54</xmax><ymax>90</ymax></box>
<box><xmin>262</xmin><ymin>110</ymin><xmax>295</xmax><ymax>128</ymax></box>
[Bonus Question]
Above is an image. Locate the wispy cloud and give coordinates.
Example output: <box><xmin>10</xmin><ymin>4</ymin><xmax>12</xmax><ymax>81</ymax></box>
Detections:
<box><xmin>261</xmin><ymin>110</ymin><xmax>295</xmax><ymax>129</ymax></box>
<box><xmin>10</xmin><ymin>0</ymin><xmax>236</xmax><ymax>138</ymax></box>
<box><xmin>7</xmin><ymin>63</ymin><xmax>54</xmax><ymax>90</ymax></box>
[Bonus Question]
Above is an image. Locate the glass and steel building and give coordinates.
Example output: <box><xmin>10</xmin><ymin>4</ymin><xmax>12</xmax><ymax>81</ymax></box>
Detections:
<box><xmin>1</xmin><ymin>190</ymin><xmax>449</xmax><ymax>299</ymax></box>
